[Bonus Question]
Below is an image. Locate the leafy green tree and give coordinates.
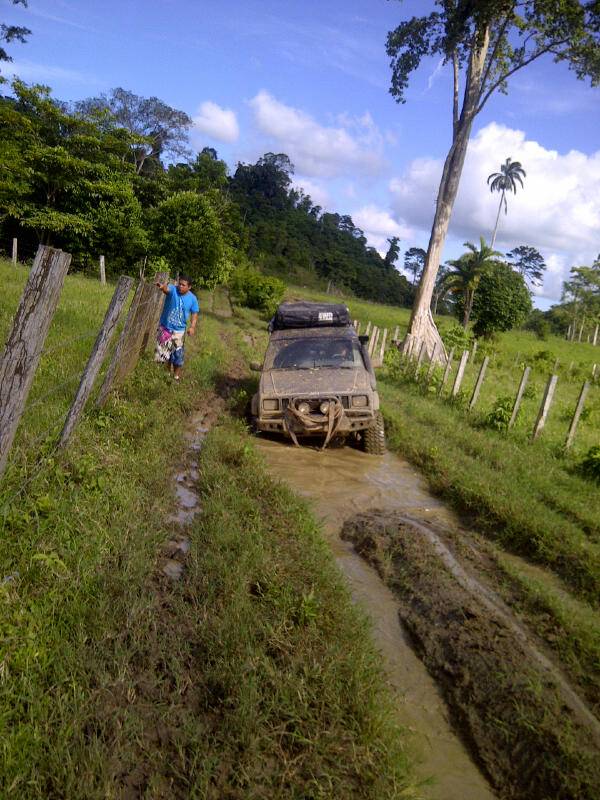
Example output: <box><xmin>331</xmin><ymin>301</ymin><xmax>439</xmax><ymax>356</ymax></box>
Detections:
<box><xmin>384</xmin><ymin>236</ymin><xmax>401</xmax><ymax>269</ymax></box>
<box><xmin>76</xmin><ymin>87</ymin><xmax>191</xmax><ymax>174</ymax></box>
<box><xmin>386</xmin><ymin>1</ymin><xmax>600</xmax><ymax>357</ymax></box>
<box><xmin>471</xmin><ymin>261</ymin><xmax>532</xmax><ymax>338</ymax></box>
<box><xmin>403</xmin><ymin>246</ymin><xmax>426</xmax><ymax>285</ymax></box>
<box><xmin>487</xmin><ymin>158</ymin><xmax>526</xmax><ymax>247</ymax></box>
<box><xmin>506</xmin><ymin>245</ymin><xmax>546</xmax><ymax>288</ymax></box>
<box><xmin>148</xmin><ymin>191</ymin><xmax>228</xmax><ymax>288</ymax></box>
<box><xmin>1</xmin><ymin>0</ymin><xmax>29</xmax><ymax>74</ymax></box>
<box><xmin>562</xmin><ymin>261</ymin><xmax>600</xmax><ymax>340</ymax></box>
<box><xmin>0</xmin><ymin>80</ymin><xmax>147</xmax><ymax>269</ymax></box>
<box><xmin>167</xmin><ymin>147</ymin><xmax>228</xmax><ymax>194</ymax></box>
<box><xmin>442</xmin><ymin>237</ymin><xmax>501</xmax><ymax>327</ymax></box>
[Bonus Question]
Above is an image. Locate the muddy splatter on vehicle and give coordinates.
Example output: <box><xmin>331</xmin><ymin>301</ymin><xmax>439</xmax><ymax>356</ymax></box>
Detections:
<box><xmin>250</xmin><ymin>301</ymin><xmax>385</xmax><ymax>453</ymax></box>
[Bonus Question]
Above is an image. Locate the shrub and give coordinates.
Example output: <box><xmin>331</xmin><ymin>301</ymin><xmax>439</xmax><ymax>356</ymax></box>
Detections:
<box><xmin>578</xmin><ymin>445</ymin><xmax>600</xmax><ymax>484</ymax></box>
<box><xmin>483</xmin><ymin>396</ymin><xmax>514</xmax><ymax>431</ymax></box>
<box><xmin>524</xmin><ymin>310</ymin><xmax>551</xmax><ymax>340</ymax></box>
<box><xmin>471</xmin><ymin>262</ymin><xmax>532</xmax><ymax>338</ymax></box>
<box><xmin>442</xmin><ymin>324</ymin><xmax>473</xmax><ymax>353</ymax></box>
<box><xmin>229</xmin><ymin>266</ymin><xmax>285</xmax><ymax>316</ymax></box>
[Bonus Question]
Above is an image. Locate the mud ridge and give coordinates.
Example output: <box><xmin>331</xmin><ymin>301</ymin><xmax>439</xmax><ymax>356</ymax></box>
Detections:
<box><xmin>342</xmin><ymin>510</ymin><xmax>600</xmax><ymax>800</ymax></box>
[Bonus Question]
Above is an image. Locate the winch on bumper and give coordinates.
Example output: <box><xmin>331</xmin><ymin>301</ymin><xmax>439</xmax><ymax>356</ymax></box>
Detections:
<box><xmin>253</xmin><ymin>393</ymin><xmax>377</xmax><ymax>437</ymax></box>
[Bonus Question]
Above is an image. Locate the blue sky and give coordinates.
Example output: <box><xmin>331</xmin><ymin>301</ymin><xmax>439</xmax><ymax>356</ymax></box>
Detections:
<box><xmin>4</xmin><ymin>0</ymin><xmax>600</xmax><ymax>307</ymax></box>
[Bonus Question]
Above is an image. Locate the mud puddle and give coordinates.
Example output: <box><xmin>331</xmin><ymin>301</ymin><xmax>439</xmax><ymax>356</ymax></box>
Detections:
<box><xmin>255</xmin><ymin>438</ymin><xmax>496</xmax><ymax>800</ymax></box>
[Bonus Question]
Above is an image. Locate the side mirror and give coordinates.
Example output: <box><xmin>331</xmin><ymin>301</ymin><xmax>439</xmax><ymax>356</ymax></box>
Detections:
<box><xmin>359</xmin><ymin>335</ymin><xmax>369</xmax><ymax>345</ymax></box>
<box><xmin>249</xmin><ymin>361</ymin><xmax>262</xmax><ymax>372</ymax></box>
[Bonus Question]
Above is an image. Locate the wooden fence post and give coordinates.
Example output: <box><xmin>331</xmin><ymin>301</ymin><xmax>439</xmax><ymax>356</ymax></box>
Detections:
<box><xmin>469</xmin><ymin>356</ymin><xmax>489</xmax><ymax>411</ymax></box>
<box><xmin>470</xmin><ymin>340</ymin><xmax>478</xmax><ymax>363</ymax></box>
<box><xmin>96</xmin><ymin>279</ymin><xmax>146</xmax><ymax>407</ymax></box>
<box><xmin>565</xmin><ymin>381</ymin><xmax>590</xmax><ymax>450</ymax></box>
<box><xmin>553</xmin><ymin>358</ymin><xmax>560</xmax><ymax>372</ymax></box>
<box><xmin>99</xmin><ymin>255</ymin><xmax>106</xmax><ymax>285</ymax></box>
<box><xmin>439</xmin><ymin>346</ymin><xmax>455</xmax><ymax>395</ymax></box>
<box><xmin>365</xmin><ymin>321</ymin><xmax>372</xmax><ymax>336</ymax></box>
<box><xmin>356</xmin><ymin>321</ymin><xmax>362</xmax><ymax>335</ymax></box>
<box><xmin>532</xmin><ymin>375</ymin><xmax>558</xmax><ymax>440</ymax></box>
<box><xmin>451</xmin><ymin>350</ymin><xmax>470</xmax><ymax>397</ymax></box>
<box><xmin>509</xmin><ymin>366</ymin><xmax>531</xmax><ymax>428</ymax></box>
<box><xmin>416</xmin><ymin>339</ymin><xmax>427</xmax><ymax>369</ymax></box>
<box><xmin>368</xmin><ymin>326</ymin><xmax>378</xmax><ymax>356</ymax></box>
<box><xmin>353</xmin><ymin>319</ymin><xmax>358</xmax><ymax>330</ymax></box>
<box><xmin>58</xmin><ymin>276</ymin><xmax>134</xmax><ymax>448</ymax></box>
<box><xmin>427</xmin><ymin>342</ymin><xmax>438</xmax><ymax>381</ymax></box>
<box><xmin>592</xmin><ymin>364</ymin><xmax>597</xmax><ymax>380</ymax></box>
<box><xmin>378</xmin><ymin>328</ymin><xmax>388</xmax><ymax>365</ymax></box>
<box><xmin>593</xmin><ymin>325</ymin><xmax>599</xmax><ymax>346</ymax></box>
<box><xmin>11</xmin><ymin>237</ymin><xmax>17</xmax><ymax>266</ymax></box>
<box><xmin>139</xmin><ymin>272</ymin><xmax>169</xmax><ymax>355</ymax></box>
<box><xmin>0</xmin><ymin>246</ymin><xmax>71</xmax><ymax>477</ymax></box>
<box><xmin>393</xmin><ymin>325</ymin><xmax>399</xmax><ymax>341</ymax></box>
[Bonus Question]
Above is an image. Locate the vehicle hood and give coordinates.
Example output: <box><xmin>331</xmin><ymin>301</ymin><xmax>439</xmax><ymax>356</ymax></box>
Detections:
<box><xmin>261</xmin><ymin>368</ymin><xmax>371</xmax><ymax>397</ymax></box>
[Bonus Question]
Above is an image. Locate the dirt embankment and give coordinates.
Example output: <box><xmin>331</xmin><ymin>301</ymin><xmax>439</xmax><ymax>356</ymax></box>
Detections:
<box><xmin>342</xmin><ymin>511</ymin><xmax>600</xmax><ymax>800</ymax></box>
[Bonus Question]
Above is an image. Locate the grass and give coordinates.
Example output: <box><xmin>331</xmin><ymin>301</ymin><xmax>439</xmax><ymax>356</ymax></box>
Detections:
<box><xmin>0</xmin><ymin>261</ymin><xmax>419</xmax><ymax>798</ymax></box>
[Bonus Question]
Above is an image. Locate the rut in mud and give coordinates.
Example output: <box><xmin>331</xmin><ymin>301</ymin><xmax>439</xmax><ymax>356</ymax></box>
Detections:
<box><xmin>256</xmin><ymin>438</ymin><xmax>600</xmax><ymax>800</ymax></box>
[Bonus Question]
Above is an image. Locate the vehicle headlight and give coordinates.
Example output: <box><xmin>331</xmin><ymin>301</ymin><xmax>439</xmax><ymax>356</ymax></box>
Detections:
<box><xmin>319</xmin><ymin>400</ymin><xmax>330</xmax><ymax>414</ymax></box>
<box><xmin>352</xmin><ymin>395</ymin><xmax>368</xmax><ymax>407</ymax></box>
<box><xmin>262</xmin><ymin>399</ymin><xmax>279</xmax><ymax>411</ymax></box>
<box><xmin>297</xmin><ymin>401</ymin><xmax>310</xmax><ymax>414</ymax></box>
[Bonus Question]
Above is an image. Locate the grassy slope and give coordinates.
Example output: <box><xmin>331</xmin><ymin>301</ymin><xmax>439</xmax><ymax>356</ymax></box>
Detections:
<box><xmin>0</xmin><ymin>263</ymin><xmax>418</xmax><ymax>798</ymax></box>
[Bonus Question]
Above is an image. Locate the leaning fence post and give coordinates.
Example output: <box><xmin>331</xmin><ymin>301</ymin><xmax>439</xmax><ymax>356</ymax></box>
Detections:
<box><xmin>11</xmin><ymin>237</ymin><xmax>17</xmax><ymax>266</ymax></box>
<box><xmin>416</xmin><ymin>340</ymin><xmax>427</xmax><ymax>369</ymax></box>
<box><xmin>96</xmin><ymin>279</ymin><xmax>146</xmax><ymax>407</ymax></box>
<box><xmin>451</xmin><ymin>350</ymin><xmax>470</xmax><ymax>397</ymax></box>
<box><xmin>368</xmin><ymin>326</ymin><xmax>379</xmax><ymax>356</ymax></box>
<box><xmin>594</xmin><ymin>325</ymin><xmax>599</xmax><ymax>346</ymax></box>
<box><xmin>469</xmin><ymin>356</ymin><xmax>489</xmax><ymax>410</ymax></box>
<box><xmin>565</xmin><ymin>381</ymin><xmax>590</xmax><ymax>450</ymax></box>
<box><xmin>509</xmin><ymin>366</ymin><xmax>531</xmax><ymax>428</ymax></box>
<box><xmin>427</xmin><ymin>342</ymin><xmax>438</xmax><ymax>381</ymax></box>
<box><xmin>470</xmin><ymin>340</ymin><xmax>478</xmax><ymax>363</ymax></box>
<box><xmin>378</xmin><ymin>328</ymin><xmax>388</xmax><ymax>365</ymax></box>
<box><xmin>439</xmin><ymin>346</ymin><xmax>455</xmax><ymax>395</ymax></box>
<box><xmin>58</xmin><ymin>276</ymin><xmax>134</xmax><ymax>448</ymax></box>
<box><xmin>0</xmin><ymin>246</ymin><xmax>71</xmax><ymax>477</ymax></box>
<box><xmin>365</xmin><ymin>321</ymin><xmax>372</xmax><ymax>336</ymax></box>
<box><xmin>393</xmin><ymin>325</ymin><xmax>399</xmax><ymax>342</ymax></box>
<box><xmin>99</xmin><ymin>255</ymin><xmax>106</xmax><ymax>285</ymax></box>
<box><xmin>139</xmin><ymin>272</ymin><xmax>169</xmax><ymax>355</ymax></box>
<box><xmin>532</xmin><ymin>374</ymin><xmax>558</xmax><ymax>440</ymax></box>
<box><xmin>356</xmin><ymin>321</ymin><xmax>362</xmax><ymax>335</ymax></box>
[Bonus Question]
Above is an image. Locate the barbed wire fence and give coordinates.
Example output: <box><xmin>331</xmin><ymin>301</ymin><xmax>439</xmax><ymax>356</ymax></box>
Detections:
<box><xmin>0</xmin><ymin>244</ymin><xmax>168</xmax><ymax>507</ymax></box>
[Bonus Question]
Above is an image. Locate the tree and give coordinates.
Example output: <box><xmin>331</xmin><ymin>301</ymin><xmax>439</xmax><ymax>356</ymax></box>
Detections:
<box><xmin>387</xmin><ymin>1</ymin><xmax>600</xmax><ymax>360</ymax></box>
<box><xmin>403</xmin><ymin>246</ymin><xmax>426</xmax><ymax>284</ymax></box>
<box><xmin>1</xmin><ymin>0</ymin><xmax>30</xmax><ymax>73</ymax></box>
<box><xmin>506</xmin><ymin>245</ymin><xmax>546</xmax><ymax>287</ymax></box>
<box><xmin>562</xmin><ymin>260</ymin><xmax>600</xmax><ymax>340</ymax></box>
<box><xmin>487</xmin><ymin>157</ymin><xmax>526</xmax><ymax>247</ymax></box>
<box><xmin>385</xmin><ymin>236</ymin><xmax>401</xmax><ymax>268</ymax></box>
<box><xmin>76</xmin><ymin>88</ymin><xmax>191</xmax><ymax>174</ymax></box>
<box><xmin>441</xmin><ymin>237</ymin><xmax>501</xmax><ymax>327</ymax></box>
<box><xmin>471</xmin><ymin>261</ymin><xmax>532</xmax><ymax>338</ymax></box>
<box><xmin>148</xmin><ymin>191</ymin><xmax>228</xmax><ymax>289</ymax></box>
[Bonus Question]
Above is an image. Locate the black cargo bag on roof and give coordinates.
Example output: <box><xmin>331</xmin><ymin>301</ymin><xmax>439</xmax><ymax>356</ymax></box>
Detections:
<box><xmin>272</xmin><ymin>301</ymin><xmax>351</xmax><ymax>330</ymax></box>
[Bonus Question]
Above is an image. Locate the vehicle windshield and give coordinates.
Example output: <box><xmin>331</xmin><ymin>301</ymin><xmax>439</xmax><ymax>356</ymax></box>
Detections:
<box><xmin>268</xmin><ymin>337</ymin><xmax>364</xmax><ymax>370</ymax></box>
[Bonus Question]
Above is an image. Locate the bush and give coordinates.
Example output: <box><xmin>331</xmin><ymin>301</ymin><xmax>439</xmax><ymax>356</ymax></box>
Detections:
<box><xmin>578</xmin><ymin>445</ymin><xmax>600</xmax><ymax>484</ymax></box>
<box><xmin>524</xmin><ymin>310</ymin><xmax>551</xmax><ymax>340</ymax></box>
<box><xmin>442</xmin><ymin>324</ymin><xmax>473</xmax><ymax>353</ymax></box>
<box><xmin>471</xmin><ymin>262</ymin><xmax>532</xmax><ymax>338</ymax></box>
<box><xmin>483</xmin><ymin>396</ymin><xmax>514</xmax><ymax>431</ymax></box>
<box><xmin>229</xmin><ymin>266</ymin><xmax>285</xmax><ymax>316</ymax></box>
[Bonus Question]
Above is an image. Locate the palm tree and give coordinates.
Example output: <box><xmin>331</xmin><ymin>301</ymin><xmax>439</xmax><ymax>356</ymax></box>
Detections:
<box><xmin>441</xmin><ymin>237</ymin><xmax>502</xmax><ymax>328</ymax></box>
<box><xmin>487</xmin><ymin>158</ymin><xmax>526</xmax><ymax>248</ymax></box>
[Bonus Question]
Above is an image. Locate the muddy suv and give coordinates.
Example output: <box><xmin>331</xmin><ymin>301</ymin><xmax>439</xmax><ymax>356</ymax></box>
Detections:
<box><xmin>250</xmin><ymin>301</ymin><xmax>385</xmax><ymax>454</ymax></box>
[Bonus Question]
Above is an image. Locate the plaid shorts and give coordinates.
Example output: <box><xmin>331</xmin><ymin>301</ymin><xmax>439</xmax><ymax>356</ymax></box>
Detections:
<box><xmin>155</xmin><ymin>326</ymin><xmax>186</xmax><ymax>366</ymax></box>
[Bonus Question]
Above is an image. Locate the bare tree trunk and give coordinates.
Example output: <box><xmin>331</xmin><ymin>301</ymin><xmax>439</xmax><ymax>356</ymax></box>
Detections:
<box><xmin>403</xmin><ymin>28</ymin><xmax>490</xmax><ymax>364</ymax></box>
<box><xmin>490</xmin><ymin>191</ymin><xmax>504</xmax><ymax>248</ymax></box>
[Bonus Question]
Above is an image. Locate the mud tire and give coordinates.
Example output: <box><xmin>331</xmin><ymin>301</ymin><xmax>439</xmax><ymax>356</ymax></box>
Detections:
<box><xmin>363</xmin><ymin>412</ymin><xmax>385</xmax><ymax>455</ymax></box>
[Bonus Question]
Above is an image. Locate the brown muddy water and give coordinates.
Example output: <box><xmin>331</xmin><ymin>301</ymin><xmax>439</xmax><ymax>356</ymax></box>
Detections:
<box><xmin>255</xmin><ymin>437</ymin><xmax>497</xmax><ymax>800</ymax></box>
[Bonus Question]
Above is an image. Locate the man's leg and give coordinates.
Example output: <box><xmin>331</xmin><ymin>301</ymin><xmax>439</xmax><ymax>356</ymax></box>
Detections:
<box><xmin>171</xmin><ymin>340</ymin><xmax>185</xmax><ymax>381</ymax></box>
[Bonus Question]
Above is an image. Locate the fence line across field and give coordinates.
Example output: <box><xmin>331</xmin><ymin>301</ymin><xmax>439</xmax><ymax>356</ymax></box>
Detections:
<box><xmin>0</xmin><ymin>246</ymin><xmax>170</xmax><ymax>481</ymax></box>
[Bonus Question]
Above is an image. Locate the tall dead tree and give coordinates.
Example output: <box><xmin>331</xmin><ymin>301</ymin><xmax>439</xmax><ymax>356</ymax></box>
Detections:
<box><xmin>387</xmin><ymin>1</ymin><xmax>600</xmax><ymax>361</ymax></box>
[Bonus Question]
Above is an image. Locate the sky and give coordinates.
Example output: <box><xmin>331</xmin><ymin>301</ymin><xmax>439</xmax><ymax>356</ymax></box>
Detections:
<box><xmin>3</xmin><ymin>0</ymin><xmax>600</xmax><ymax>309</ymax></box>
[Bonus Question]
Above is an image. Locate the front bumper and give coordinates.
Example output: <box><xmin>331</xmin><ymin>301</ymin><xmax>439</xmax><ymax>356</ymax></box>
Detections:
<box><xmin>256</xmin><ymin>396</ymin><xmax>375</xmax><ymax>436</ymax></box>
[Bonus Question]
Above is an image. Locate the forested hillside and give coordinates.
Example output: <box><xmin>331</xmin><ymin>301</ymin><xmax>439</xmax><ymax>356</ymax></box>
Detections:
<box><xmin>0</xmin><ymin>81</ymin><xmax>414</xmax><ymax>306</ymax></box>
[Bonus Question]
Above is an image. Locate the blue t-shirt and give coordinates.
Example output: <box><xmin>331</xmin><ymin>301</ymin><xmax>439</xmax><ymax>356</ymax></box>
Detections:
<box><xmin>159</xmin><ymin>285</ymin><xmax>200</xmax><ymax>332</ymax></box>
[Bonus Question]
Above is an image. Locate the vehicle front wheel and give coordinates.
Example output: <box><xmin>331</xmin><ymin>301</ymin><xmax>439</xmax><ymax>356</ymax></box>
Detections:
<box><xmin>362</xmin><ymin>412</ymin><xmax>385</xmax><ymax>455</ymax></box>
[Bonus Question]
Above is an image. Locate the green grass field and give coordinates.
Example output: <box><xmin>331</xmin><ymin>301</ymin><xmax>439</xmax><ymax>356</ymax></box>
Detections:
<box><xmin>0</xmin><ymin>260</ymin><xmax>419</xmax><ymax>798</ymax></box>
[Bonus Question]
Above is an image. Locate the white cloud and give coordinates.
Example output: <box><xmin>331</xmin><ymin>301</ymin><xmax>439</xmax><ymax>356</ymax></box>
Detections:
<box><xmin>192</xmin><ymin>101</ymin><xmax>239</xmax><ymax>144</ymax></box>
<box><xmin>352</xmin><ymin>204</ymin><xmax>413</xmax><ymax>252</ymax></box>
<box><xmin>292</xmin><ymin>177</ymin><xmax>330</xmax><ymax>210</ymax></box>
<box><xmin>389</xmin><ymin>122</ymin><xmax>600</xmax><ymax>300</ymax></box>
<box><xmin>248</xmin><ymin>90</ymin><xmax>385</xmax><ymax>178</ymax></box>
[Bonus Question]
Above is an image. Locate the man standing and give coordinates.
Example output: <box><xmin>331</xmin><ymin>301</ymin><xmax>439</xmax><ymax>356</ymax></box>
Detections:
<box><xmin>154</xmin><ymin>274</ymin><xmax>199</xmax><ymax>381</ymax></box>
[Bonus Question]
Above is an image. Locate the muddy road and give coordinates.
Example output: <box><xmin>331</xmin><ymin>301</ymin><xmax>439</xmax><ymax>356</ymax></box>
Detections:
<box><xmin>255</xmin><ymin>437</ymin><xmax>600</xmax><ymax>800</ymax></box>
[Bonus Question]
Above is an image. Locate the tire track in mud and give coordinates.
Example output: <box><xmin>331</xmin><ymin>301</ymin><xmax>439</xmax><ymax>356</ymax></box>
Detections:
<box><xmin>255</xmin><ymin>438</ymin><xmax>600</xmax><ymax>800</ymax></box>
